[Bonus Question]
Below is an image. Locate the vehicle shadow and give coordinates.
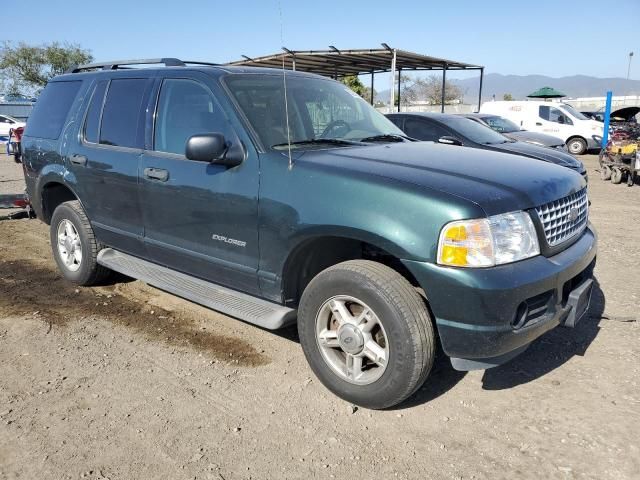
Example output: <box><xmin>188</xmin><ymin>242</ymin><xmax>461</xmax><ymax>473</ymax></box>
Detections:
<box><xmin>481</xmin><ymin>278</ymin><xmax>605</xmax><ymax>390</ymax></box>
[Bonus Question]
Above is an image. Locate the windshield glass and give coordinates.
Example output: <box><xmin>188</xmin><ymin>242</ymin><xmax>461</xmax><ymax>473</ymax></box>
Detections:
<box><xmin>480</xmin><ymin>115</ymin><xmax>520</xmax><ymax>133</ymax></box>
<box><xmin>445</xmin><ymin>116</ymin><xmax>510</xmax><ymax>144</ymax></box>
<box><xmin>224</xmin><ymin>74</ymin><xmax>404</xmax><ymax>149</ymax></box>
<box><xmin>560</xmin><ymin>104</ymin><xmax>588</xmax><ymax>120</ymax></box>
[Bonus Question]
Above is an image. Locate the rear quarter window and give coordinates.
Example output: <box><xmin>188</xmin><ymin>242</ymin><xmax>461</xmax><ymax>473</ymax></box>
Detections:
<box><xmin>24</xmin><ymin>81</ymin><xmax>82</xmax><ymax>139</ymax></box>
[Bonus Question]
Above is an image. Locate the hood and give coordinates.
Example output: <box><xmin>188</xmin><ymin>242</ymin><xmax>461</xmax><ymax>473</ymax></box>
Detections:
<box><xmin>610</xmin><ymin>107</ymin><xmax>640</xmax><ymax>122</ymax></box>
<box><xmin>300</xmin><ymin>142</ymin><xmax>585</xmax><ymax>216</ymax></box>
<box><xmin>504</xmin><ymin>130</ymin><xmax>564</xmax><ymax>148</ymax></box>
<box><xmin>489</xmin><ymin>140</ymin><xmax>585</xmax><ymax>172</ymax></box>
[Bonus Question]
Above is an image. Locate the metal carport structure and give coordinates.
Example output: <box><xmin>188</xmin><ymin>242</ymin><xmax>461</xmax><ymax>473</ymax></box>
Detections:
<box><xmin>227</xmin><ymin>44</ymin><xmax>485</xmax><ymax>113</ymax></box>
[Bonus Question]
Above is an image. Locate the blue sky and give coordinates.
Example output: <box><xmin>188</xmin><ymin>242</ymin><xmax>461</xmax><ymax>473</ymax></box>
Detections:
<box><xmin>4</xmin><ymin>0</ymin><xmax>640</xmax><ymax>80</ymax></box>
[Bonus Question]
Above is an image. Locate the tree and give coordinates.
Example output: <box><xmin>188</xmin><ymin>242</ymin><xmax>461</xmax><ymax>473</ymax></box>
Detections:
<box><xmin>503</xmin><ymin>93</ymin><xmax>514</xmax><ymax>101</ymax></box>
<box><xmin>0</xmin><ymin>41</ymin><xmax>93</xmax><ymax>92</ymax></box>
<box><xmin>394</xmin><ymin>75</ymin><xmax>463</xmax><ymax>106</ymax></box>
<box><xmin>340</xmin><ymin>75</ymin><xmax>376</xmax><ymax>102</ymax></box>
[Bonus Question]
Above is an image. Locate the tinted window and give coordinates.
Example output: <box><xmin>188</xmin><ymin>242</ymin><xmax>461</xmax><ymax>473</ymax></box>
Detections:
<box><xmin>481</xmin><ymin>115</ymin><xmax>520</xmax><ymax>133</ymax></box>
<box><xmin>404</xmin><ymin>118</ymin><xmax>448</xmax><ymax>141</ymax></box>
<box><xmin>83</xmin><ymin>80</ymin><xmax>107</xmax><ymax>143</ymax></box>
<box><xmin>24</xmin><ymin>81</ymin><xmax>81</xmax><ymax>139</ymax></box>
<box><xmin>154</xmin><ymin>79</ymin><xmax>226</xmax><ymax>155</ymax></box>
<box><xmin>100</xmin><ymin>79</ymin><xmax>148</xmax><ymax>148</ymax></box>
<box><xmin>439</xmin><ymin>116</ymin><xmax>509</xmax><ymax>144</ymax></box>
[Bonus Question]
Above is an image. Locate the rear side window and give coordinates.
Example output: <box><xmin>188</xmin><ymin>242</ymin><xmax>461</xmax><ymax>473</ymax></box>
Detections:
<box><xmin>25</xmin><ymin>81</ymin><xmax>82</xmax><ymax>139</ymax></box>
<box><xmin>83</xmin><ymin>80</ymin><xmax>108</xmax><ymax>143</ymax></box>
<box><xmin>404</xmin><ymin>119</ymin><xmax>448</xmax><ymax>141</ymax></box>
<box><xmin>99</xmin><ymin>78</ymin><xmax>149</xmax><ymax>148</ymax></box>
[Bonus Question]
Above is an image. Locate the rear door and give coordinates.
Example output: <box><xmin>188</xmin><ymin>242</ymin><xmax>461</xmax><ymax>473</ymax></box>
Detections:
<box><xmin>139</xmin><ymin>73</ymin><xmax>260</xmax><ymax>294</ymax></box>
<box><xmin>68</xmin><ymin>75</ymin><xmax>154</xmax><ymax>256</ymax></box>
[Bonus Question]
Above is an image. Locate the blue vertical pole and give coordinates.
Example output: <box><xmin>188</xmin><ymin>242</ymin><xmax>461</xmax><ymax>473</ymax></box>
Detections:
<box><xmin>601</xmin><ymin>91</ymin><xmax>612</xmax><ymax>148</ymax></box>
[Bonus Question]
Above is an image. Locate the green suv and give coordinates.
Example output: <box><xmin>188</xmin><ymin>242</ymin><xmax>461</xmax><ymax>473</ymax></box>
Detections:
<box><xmin>21</xmin><ymin>58</ymin><xmax>596</xmax><ymax>409</ymax></box>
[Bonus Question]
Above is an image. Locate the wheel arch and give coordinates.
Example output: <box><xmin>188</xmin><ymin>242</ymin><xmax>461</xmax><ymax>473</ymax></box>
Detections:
<box><xmin>39</xmin><ymin>181</ymin><xmax>83</xmax><ymax>224</ymax></box>
<box><xmin>281</xmin><ymin>232</ymin><xmax>421</xmax><ymax>308</ymax></box>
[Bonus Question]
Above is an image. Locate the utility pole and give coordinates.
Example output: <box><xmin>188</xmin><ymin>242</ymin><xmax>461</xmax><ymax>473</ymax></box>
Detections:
<box><xmin>627</xmin><ymin>52</ymin><xmax>634</xmax><ymax>80</ymax></box>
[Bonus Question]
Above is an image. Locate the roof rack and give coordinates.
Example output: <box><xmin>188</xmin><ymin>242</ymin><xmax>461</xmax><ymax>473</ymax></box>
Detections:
<box><xmin>67</xmin><ymin>58</ymin><xmax>218</xmax><ymax>74</ymax></box>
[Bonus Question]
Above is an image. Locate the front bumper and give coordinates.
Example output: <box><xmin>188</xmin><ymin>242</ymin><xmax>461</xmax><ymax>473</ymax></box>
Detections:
<box><xmin>403</xmin><ymin>225</ymin><xmax>597</xmax><ymax>370</ymax></box>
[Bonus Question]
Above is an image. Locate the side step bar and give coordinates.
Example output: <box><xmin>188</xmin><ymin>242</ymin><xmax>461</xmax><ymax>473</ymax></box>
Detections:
<box><xmin>97</xmin><ymin>248</ymin><xmax>296</xmax><ymax>330</ymax></box>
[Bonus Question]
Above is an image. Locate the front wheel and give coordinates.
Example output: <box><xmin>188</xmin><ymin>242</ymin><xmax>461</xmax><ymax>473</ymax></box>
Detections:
<box><xmin>50</xmin><ymin>200</ymin><xmax>111</xmax><ymax>286</ymax></box>
<box><xmin>611</xmin><ymin>167</ymin><xmax>623</xmax><ymax>184</ymax></box>
<box><xmin>567</xmin><ymin>137</ymin><xmax>587</xmax><ymax>155</ymax></box>
<box><xmin>298</xmin><ymin>260</ymin><xmax>435</xmax><ymax>409</ymax></box>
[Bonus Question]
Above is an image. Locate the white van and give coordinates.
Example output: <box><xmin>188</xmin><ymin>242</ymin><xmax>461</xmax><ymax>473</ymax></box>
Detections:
<box><xmin>480</xmin><ymin>100</ymin><xmax>604</xmax><ymax>155</ymax></box>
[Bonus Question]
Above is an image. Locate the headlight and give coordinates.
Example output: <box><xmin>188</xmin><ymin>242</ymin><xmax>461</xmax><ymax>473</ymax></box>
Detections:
<box><xmin>437</xmin><ymin>211</ymin><xmax>540</xmax><ymax>268</ymax></box>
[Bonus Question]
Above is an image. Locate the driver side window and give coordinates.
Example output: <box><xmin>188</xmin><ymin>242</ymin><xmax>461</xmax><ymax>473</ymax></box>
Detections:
<box><xmin>404</xmin><ymin>119</ymin><xmax>448</xmax><ymax>141</ymax></box>
<box><xmin>539</xmin><ymin>106</ymin><xmax>573</xmax><ymax>125</ymax></box>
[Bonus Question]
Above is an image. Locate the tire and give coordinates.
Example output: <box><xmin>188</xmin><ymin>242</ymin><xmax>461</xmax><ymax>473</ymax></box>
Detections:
<box><xmin>600</xmin><ymin>165</ymin><xmax>611</xmax><ymax>181</ymax></box>
<box><xmin>298</xmin><ymin>260</ymin><xmax>435</xmax><ymax>409</ymax></box>
<box><xmin>567</xmin><ymin>137</ymin><xmax>587</xmax><ymax>155</ymax></box>
<box><xmin>50</xmin><ymin>200</ymin><xmax>111</xmax><ymax>286</ymax></box>
<box><xmin>611</xmin><ymin>167</ymin><xmax>623</xmax><ymax>184</ymax></box>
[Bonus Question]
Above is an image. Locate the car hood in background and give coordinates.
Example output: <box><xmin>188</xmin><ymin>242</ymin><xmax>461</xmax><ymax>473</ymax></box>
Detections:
<box><xmin>301</xmin><ymin>142</ymin><xmax>585</xmax><ymax>216</ymax></box>
<box><xmin>503</xmin><ymin>130</ymin><xmax>564</xmax><ymax>148</ymax></box>
<box><xmin>489</xmin><ymin>140</ymin><xmax>584</xmax><ymax>172</ymax></box>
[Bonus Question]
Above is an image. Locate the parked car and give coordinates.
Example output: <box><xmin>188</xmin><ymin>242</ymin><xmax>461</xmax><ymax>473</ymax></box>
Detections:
<box><xmin>480</xmin><ymin>100</ymin><xmax>604</xmax><ymax>155</ymax></box>
<box><xmin>462</xmin><ymin>113</ymin><xmax>566</xmax><ymax>150</ymax></box>
<box><xmin>583</xmin><ymin>107</ymin><xmax>639</xmax><ymax>124</ymax></box>
<box><xmin>22</xmin><ymin>59</ymin><xmax>596</xmax><ymax>409</ymax></box>
<box><xmin>0</xmin><ymin>114</ymin><xmax>26</xmax><ymax>137</ymax></box>
<box><xmin>0</xmin><ymin>93</ymin><xmax>36</xmax><ymax>103</ymax></box>
<box><xmin>387</xmin><ymin>112</ymin><xmax>587</xmax><ymax>179</ymax></box>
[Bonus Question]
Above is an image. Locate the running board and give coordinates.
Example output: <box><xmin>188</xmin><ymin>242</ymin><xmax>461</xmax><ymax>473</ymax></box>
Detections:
<box><xmin>97</xmin><ymin>248</ymin><xmax>296</xmax><ymax>330</ymax></box>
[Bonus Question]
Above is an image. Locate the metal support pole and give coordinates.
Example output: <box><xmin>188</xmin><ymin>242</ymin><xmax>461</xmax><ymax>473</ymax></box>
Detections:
<box><xmin>291</xmin><ymin>55</ymin><xmax>296</xmax><ymax>71</ymax></box>
<box><xmin>441</xmin><ymin>63</ymin><xmax>447</xmax><ymax>113</ymax></box>
<box><xmin>602</xmin><ymin>91</ymin><xmax>613</xmax><ymax>148</ymax></box>
<box><xmin>477</xmin><ymin>67</ymin><xmax>484</xmax><ymax>112</ymax></box>
<box><xmin>397</xmin><ymin>69</ymin><xmax>402</xmax><ymax>112</ymax></box>
<box><xmin>370</xmin><ymin>70</ymin><xmax>375</xmax><ymax>105</ymax></box>
<box><xmin>389</xmin><ymin>49</ymin><xmax>397</xmax><ymax>113</ymax></box>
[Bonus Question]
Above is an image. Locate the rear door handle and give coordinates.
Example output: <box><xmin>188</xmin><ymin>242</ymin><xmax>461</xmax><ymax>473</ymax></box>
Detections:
<box><xmin>70</xmin><ymin>154</ymin><xmax>88</xmax><ymax>166</ymax></box>
<box><xmin>144</xmin><ymin>167</ymin><xmax>169</xmax><ymax>182</ymax></box>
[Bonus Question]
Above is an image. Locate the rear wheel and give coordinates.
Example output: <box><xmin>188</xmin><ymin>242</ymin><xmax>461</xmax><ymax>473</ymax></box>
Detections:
<box><xmin>567</xmin><ymin>137</ymin><xmax>587</xmax><ymax>155</ymax></box>
<box><xmin>298</xmin><ymin>260</ymin><xmax>435</xmax><ymax>409</ymax></box>
<box><xmin>50</xmin><ymin>200</ymin><xmax>111</xmax><ymax>286</ymax></box>
<box><xmin>611</xmin><ymin>167</ymin><xmax>623</xmax><ymax>184</ymax></box>
<box><xmin>600</xmin><ymin>165</ymin><xmax>612</xmax><ymax>181</ymax></box>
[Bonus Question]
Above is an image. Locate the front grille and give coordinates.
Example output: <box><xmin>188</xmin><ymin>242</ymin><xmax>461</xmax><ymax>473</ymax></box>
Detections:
<box><xmin>535</xmin><ymin>188</ymin><xmax>588</xmax><ymax>246</ymax></box>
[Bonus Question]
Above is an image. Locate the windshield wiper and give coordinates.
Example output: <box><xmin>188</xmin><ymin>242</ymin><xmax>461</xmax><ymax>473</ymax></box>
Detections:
<box><xmin>360</xmin><ymin>134</ymin><xmax>410</xmax><ymax>143</ymax></box>
<box><xmin>271</xmin><ymin>138</ymin><xmax>361</xmax><ymax>149</ymax></box>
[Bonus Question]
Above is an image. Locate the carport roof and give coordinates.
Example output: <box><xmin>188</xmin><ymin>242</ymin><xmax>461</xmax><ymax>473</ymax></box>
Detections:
<box><xmin>226</xmin><ymin>47</ymin><xmax>483</xmax><ymax>77</ymax></box>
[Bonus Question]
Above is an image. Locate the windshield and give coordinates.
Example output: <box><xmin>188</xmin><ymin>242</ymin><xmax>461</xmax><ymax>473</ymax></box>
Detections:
<box><xmin>224</xmin><ymin>74</ymin><xmax>404</xmax><ymax>149</ymax></box>
<box><xmin>560</xmin><ymin>104</ymin><xmax>589</xmax><ymax>120</ymax></box>
<box><xmin>480</xmin><ymin>115</ymin><xmax>520</xmax><ymax>133</ymax></box>
<box><xmin>445</xmin><ymin>116</ymin><xmax>511</xmax><ymax>144</ymax></box>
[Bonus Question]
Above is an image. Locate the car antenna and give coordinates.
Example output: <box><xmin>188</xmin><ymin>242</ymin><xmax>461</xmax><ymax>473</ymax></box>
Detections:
<box><xmin>278</xmin><ymin>1</ymin><xmax>293</xmax><ymax>170</ymax></box>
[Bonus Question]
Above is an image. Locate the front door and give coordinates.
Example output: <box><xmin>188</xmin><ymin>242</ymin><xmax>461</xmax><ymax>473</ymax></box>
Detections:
<box><xmin>535</xmin><ymin>105</ymin><xmax>573</xmax><ymax>139</ymax></box>
<box><xmin>68</xmin><ymin>76</ymin><xmax>154</xmax><ymax>256</ymax></box>
<box><xmin>139</xmin><ymin>75</ymin><xmax>260</xmax><ymax>294</ymax></box>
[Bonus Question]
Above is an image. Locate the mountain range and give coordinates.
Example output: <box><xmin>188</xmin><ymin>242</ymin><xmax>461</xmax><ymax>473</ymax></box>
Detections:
<box><xmin>377</xmin><ymin>73</ymin><xmax>640</xmax><ymax>104</ymax></box>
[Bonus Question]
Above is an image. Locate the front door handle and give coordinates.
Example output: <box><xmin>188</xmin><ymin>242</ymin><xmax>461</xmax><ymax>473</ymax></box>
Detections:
<box><xmin>535</xmin><ymin>122</ymin><xmax>543</xmax><ymax>126</ymax></box>
<box><xmin>144</xmin><ymin>167</ymin><xmax>169</xmax><ymax>182</ymax></box>
<box><xmin>70</xmin><ymin>154</ymin><xmax>88</xmax><ymax>166</ymax></box>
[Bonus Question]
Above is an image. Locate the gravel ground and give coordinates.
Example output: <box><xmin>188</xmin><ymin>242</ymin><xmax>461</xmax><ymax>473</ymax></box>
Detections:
<box><xmin>0</xmin><ymin>152</ymin><xmax>638</xmax><ymax>480</ymax></box>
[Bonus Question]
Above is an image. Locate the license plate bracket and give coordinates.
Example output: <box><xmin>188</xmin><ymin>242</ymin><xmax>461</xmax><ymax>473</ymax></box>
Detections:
<box><xmin>564</xmin><ymin>279</ymin><xmax>593</xmax><ymax>328</ymax></box>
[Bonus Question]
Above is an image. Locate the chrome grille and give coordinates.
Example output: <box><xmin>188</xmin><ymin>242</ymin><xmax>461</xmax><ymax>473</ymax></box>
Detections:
<box><xmin>535</xmin><ymin>188</ymin><xmax>588</xmax><ymax>246</ymax></box>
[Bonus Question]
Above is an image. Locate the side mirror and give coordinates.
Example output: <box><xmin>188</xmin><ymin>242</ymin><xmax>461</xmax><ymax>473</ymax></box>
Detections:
<box><xmin>438</xmin><ymin>136</ymin><xmax>463</xmax><ymax>146</ymax></box>
<box><xmin>185</xmin><ymin>133</ymin><xmax>243</xmax><ymax>167</ymax></box>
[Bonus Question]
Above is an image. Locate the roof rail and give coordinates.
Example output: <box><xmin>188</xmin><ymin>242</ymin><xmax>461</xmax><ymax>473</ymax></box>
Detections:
<box><xmin>66</xmin><ymin>58</ymin><xmax>218</xmax><ymax>74</ymax></box>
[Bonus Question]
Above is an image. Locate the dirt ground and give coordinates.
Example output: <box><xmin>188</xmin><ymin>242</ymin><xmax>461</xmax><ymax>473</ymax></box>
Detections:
<box><xmin>0</xmin><ymin>152</ymin><xmax>638</xmax><ymax>480</ymax></box>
